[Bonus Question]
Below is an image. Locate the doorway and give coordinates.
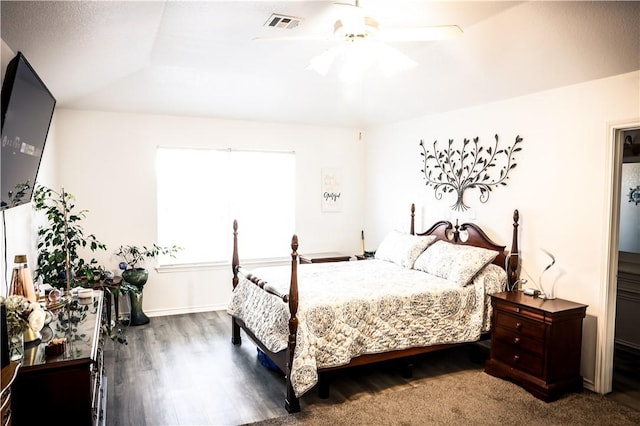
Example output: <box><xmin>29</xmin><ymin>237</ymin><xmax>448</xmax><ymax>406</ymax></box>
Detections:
<box><xmin>607</xmin><ymin>125</ymin><xmax>640</xmax><ymax>410</ymax></box>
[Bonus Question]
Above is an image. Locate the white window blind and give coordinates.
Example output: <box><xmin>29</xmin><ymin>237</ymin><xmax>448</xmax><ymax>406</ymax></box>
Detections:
<box><xmin>156</xmin><ymin>147</ymin><xmax>295</xmax><ymax>266</ymax></box>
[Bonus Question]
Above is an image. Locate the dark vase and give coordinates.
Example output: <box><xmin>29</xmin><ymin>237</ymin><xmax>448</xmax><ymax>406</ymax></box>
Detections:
<box><xmin>122</xmin><ymin>268</ymin><xmax>150</xmax><ymax>326</ymax></box>
<box><xmin>121</xmin><ymin>268</ymin><xmax>149</xmax><ymax>289</ymax></box>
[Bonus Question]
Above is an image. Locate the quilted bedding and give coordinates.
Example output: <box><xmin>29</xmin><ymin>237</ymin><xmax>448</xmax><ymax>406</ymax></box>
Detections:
<box><xmin>227</xmin><ymin>259</ymin><xmax>506</xmax><ymax>397</ymax></box>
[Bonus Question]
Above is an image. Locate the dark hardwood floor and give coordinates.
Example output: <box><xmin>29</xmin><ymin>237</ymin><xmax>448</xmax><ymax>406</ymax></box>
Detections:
<box><xmin>104</xmin><ymin>310</ymin><xmax>640</xmax><ymax>425</ymax></box>
<box><xmin>104</xmin><ymin>310</ymin><xmax>490</xmax><ymax>425</ymax></box>
<box><xmin>609</xmin><ymin>345</ymin><xmax>640</xmax><ymax>412</ymax></box>
<box><xmin>105</xmin><ymin>310</ymin><xmax>285</xmax><ymax>425</ymax></box>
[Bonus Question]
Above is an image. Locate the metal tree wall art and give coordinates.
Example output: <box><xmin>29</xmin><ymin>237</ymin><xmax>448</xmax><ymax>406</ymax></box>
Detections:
<box><xmin>419</xmin><ymin>134</ymin><xmax>523</xmax><ymax>211</ymax></box>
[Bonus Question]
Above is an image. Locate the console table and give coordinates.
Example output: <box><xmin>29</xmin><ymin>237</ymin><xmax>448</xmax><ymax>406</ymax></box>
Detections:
<box><xmin>11</xmin><ymin>291</ymin><xmax>106</xmax><ymax>425</ymax></box>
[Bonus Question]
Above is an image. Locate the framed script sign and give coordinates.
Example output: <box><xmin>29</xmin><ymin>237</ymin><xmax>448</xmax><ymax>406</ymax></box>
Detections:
<box><xmin>321</xmin><ymin>168</ymin><xmax>342</xmax><ymax>212</ymax></box>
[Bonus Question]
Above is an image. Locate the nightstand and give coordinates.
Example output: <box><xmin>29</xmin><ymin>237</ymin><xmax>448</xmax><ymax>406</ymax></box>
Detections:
<box><xmin>355</xmin><ymin>253</ymin><xmax>375</xmax><ymax>260</ymax></box>
<box><xmin>299</xmin><ymin>252</ymin><xmax>351</xmax><ymax>264</ymax></box>
<box><xmin>484</xmin><ymin>291</ymin><xmax>587</xmax><ymax>402</ymax></box>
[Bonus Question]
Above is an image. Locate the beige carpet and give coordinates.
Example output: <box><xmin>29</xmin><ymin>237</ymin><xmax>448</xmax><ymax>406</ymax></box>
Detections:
<box><xmin>247</xmin><ymin>369</ymin><xmax>640</xmax><ymax>426</ymax></box>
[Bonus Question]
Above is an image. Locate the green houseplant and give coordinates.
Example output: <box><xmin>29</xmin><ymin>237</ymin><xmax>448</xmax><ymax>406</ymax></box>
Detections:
<box><xmin>114</xmin><ymin>243</ymin><xmax>182</xmax><ymax>326</ymax></box>
<box><xmin>33</xmin><ymin>185</ymin><xmax>130</xmax><ymax>344</ymax></box>
<box><xmin>33</xmin><ymin>185</ymin><xmax>107</xmax><ymax>291</ymax></box>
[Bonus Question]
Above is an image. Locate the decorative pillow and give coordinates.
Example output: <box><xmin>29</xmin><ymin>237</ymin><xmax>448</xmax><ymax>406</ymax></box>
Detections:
<box><xmin>374</xmin><ymin>230</ymin><xmax>437</xmax><ymax>269</ymax></box>
<box><xmin>413</xmin><ymin>240</ymin><xmax>499</xmax><ymax>286</ymax></box>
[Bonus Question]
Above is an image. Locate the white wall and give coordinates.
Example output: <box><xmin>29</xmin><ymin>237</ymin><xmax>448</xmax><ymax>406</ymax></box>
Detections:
<box><xmin>51</xmin><ymin>110</ymin><xmax>364</xmax><ymax>315</ymax></box>
<box><xmin>364</xmin><ymin>70</ymin><xmax>640</xmax><ymax>389</ymax></box>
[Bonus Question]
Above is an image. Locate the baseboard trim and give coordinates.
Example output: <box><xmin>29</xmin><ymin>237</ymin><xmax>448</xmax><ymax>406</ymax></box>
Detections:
<box><xmin>145</xmin><ymin>304</ymin><xmax>228</xmax><ymax>317</ymax></box>
<box><xmin>583</xmin><ymin>378</ymin><xmax>595</xmax><ymax>392</ymax></box>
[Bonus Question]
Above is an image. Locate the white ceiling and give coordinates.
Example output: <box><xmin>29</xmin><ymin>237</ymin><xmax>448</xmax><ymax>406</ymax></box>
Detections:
<box><xmin>1</xmin><ymin>1</ymin><xmax>639</xmax><ymax>129</ymax></box>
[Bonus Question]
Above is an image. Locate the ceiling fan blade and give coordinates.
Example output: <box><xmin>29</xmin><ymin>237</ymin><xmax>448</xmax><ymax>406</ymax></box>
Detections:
<box><xmin>376</xmin><ymin>25</ymin><xmax>463</xmax><ymax>42</ymax></box>
<box><xmin>253</xmin><ymin>34</ymin><xmax>333</xmax><ymax>42</ymax></box>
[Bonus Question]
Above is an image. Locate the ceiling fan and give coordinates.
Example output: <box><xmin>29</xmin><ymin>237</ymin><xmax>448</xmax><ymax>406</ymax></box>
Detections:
<box><xmin>258</xmin><ymin>1</ymin><xmax>463</xmax><ymax>43</ymax></box>
<box><xmin>256</xmin><ymin>1</ymin><xmax>463</xmax><ymax>81</ymax></box>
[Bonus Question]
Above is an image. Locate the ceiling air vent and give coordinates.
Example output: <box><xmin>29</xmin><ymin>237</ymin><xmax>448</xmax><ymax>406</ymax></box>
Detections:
<box><xmin>264</xmin><ymin>13</ymin><xmax>301</xmax><ymax>30</ymax></box>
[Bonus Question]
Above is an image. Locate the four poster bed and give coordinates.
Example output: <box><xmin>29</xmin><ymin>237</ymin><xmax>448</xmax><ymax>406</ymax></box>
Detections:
<box><xmin>228</xmin><ymin>204</ymin><xmax>520</xmax><ymax>413</ymax></box>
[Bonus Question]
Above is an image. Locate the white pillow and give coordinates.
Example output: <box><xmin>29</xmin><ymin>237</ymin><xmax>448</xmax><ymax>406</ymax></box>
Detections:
<box><xmin>374</xmin><ymin>230</ymin><xmax>437</xmax><ymax>269</ymax></box>
<box><xmin>413</xmin><ymin>240</ymin><xmax>499</xmax><ymax>286</ymax></box>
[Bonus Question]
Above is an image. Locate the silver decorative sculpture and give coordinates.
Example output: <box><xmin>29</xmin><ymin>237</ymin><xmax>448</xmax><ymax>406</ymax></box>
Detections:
<box><xmin>537</xmin><ymin>249</ymin><xmax>557</xmax><ymax>300</ymax></box>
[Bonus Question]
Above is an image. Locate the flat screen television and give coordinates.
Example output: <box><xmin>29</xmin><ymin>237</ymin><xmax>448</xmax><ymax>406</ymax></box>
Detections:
<box><xmin>1</xmin><ymin>51</ymin><xmax>56</xmax><ymax>211</ymax></box>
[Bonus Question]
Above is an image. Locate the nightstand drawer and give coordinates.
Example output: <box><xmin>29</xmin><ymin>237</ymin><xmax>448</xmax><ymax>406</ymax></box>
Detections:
<box><xmin>495</xmin><ymin>311</ymin><xmax>545</xmax><ymax>340</ymax></box>
<box><xmin>493</xmin><ymin>326</ymin><xmax>544</xmax><ymax>356</ymax></box>
<box><xmin>493</xmin><ymin>300</ymin><xmax>544</xmax><ymax>322</ymax></box>
<box><xmin>492</xmin><ymin>340</ymin><xmax>544</xmax><ymax>377</ymax></box>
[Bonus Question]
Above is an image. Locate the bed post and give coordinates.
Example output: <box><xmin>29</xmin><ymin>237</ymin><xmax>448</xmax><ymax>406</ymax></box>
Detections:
<box><xmin>410</xmin><ymin>203</ymin><xmax>416</xmax><ymax>235</ymax></box>
<box><xmin>285</xmin><ymin>234</ymin><xmax>301</xmax><ymax>413</ymax></box>
<box><xmin>231</xmin><ymin>220</ymin><xmax>241</xmax><ymax>345</ymax></box>
<box><xmin>507</xmin><ymin>210</ymin><xmax>520</xmax><ymax>290</ymax></box>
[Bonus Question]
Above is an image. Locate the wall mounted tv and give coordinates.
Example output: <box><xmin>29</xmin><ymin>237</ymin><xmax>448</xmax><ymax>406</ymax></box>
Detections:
<box><xmin>1</xmin><ymin>51</ymin><xmax>56</xmax><ymax>211</ymax></box>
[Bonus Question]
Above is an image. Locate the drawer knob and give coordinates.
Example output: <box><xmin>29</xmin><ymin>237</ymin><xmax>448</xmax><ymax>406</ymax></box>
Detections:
<box><xmin>513</xmin><ymin>355</ymin><xmax>520</xmax><ymax>363</ymax></box>
<box><xmin>513</xmin><ymin>337</ymin><xmax>520</xmax><ymax>345</ymax></box>
<box><xmin>515</xmin><ymin>307</ymin><xmax>520</xmax><ymax>313</ymax></box>
<box><xmin>515</xmin><ymin>322</ymin><xmax>522</xmax><ymax>330</ymax></box>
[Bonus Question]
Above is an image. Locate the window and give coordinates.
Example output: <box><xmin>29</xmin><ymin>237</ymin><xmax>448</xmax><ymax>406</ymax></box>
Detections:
<box><xmin>156</xmin><ymin>147</ymin><xmax>295</xmax><ymax>266</ymax></box>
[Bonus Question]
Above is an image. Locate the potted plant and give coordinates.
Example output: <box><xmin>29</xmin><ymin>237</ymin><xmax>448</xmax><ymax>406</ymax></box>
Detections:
<box><xmin>115</xmin><ymin>244</ymin><xmax>182</xmax><ymax>288</ymax></box>
<box><xmin>33</xmin><ymin>185</ymin><xmax>107</xmax><ymax>292</ymax></box>
<box><xmin>114</xmin><ymin>243</ymin><xmax>182</xmax><ymax>326</ymax></box>
<box><xmin>32</xmin><ymin>185</ymin><xmax>131</xmax><ymax>344</ymax></box>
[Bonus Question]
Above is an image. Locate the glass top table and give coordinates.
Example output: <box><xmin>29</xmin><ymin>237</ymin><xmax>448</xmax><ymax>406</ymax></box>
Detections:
<box><xmin>22</xmin><ymin>290</ymin><xmax>103</xmax><ymax>369</ymax></box>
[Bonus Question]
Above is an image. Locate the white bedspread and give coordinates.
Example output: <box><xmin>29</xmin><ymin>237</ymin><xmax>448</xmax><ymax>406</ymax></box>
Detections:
<box><xmin>227</xmin><ymin>259</ymin><xmax>505</xmax><ymax>397</ymax></box>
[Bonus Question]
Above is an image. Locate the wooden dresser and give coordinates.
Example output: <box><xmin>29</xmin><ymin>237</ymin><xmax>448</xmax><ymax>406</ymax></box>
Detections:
<box><xmin>485</xmin><ymin>291</ymin><xmax>587</xmax><ymax>401</ymax></box>
<box><xmin>1</xmin><ymin>362</ymin><xmax>20</xmax><ymax>426</ymax></box>
<box><xmin>11</xmin><ymin>291</ymin><xmax>106</xmax><ymax>425</ymax></box>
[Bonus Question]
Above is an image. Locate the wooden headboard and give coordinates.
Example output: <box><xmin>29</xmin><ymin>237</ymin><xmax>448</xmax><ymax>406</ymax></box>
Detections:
<box><xmin>409</xmin><ymin>204</ymin><xmax>520</xmax><ymax>289</ymax></box>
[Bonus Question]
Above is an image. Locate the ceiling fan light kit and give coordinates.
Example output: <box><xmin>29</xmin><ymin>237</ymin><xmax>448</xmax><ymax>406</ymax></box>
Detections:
<box><xmin>333</xmin><ymin>16</ymin><xmax>379</xmax><ymax>40</ymax></box>
<box><xmin>305</xmin><ymin>45</ymin><xmax>371</xmax><ymax>83</ymax></box>
<box><xmin>306</xmin><ymin>46</ymin><xmax>342</xmax><ymax>76</ymax></box>
<box><xmin>305</xmin><ymin>40</ymin><xmax>416</xmax><ymax>84</ymax></box>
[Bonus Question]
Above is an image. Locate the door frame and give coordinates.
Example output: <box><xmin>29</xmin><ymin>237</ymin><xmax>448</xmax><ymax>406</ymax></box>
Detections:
<box><xmin>598</xmin><ymin>118</ymin><xmax>640</xmax><ymax>393</ymax></box>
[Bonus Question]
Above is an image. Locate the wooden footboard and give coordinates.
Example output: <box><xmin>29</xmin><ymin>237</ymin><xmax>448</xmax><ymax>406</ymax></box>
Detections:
<box><xmin>231</xmin><ymin>221</ymin><xmax>301</xmax><ymax>412</ymax></box>
<box><xmin>231</xmin><ymin>220</ymin><xmax>241</xmax><ymax>345</ymax></box>
<box><xmin>285</xmin><ymin>235</ymin><xmax>300</xmax><ymax>413</ymax></box>
<box><xmin>231</xmin><ymin>205</ymin><xmax>521</xmax><ymax>413</ymax></box>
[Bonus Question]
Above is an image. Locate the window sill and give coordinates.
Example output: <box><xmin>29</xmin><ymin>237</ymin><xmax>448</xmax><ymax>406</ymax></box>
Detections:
<box><xmin>155</xmin><ymin>257</ymin><xmax>291</xmax><ymax>274</ymax></box>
